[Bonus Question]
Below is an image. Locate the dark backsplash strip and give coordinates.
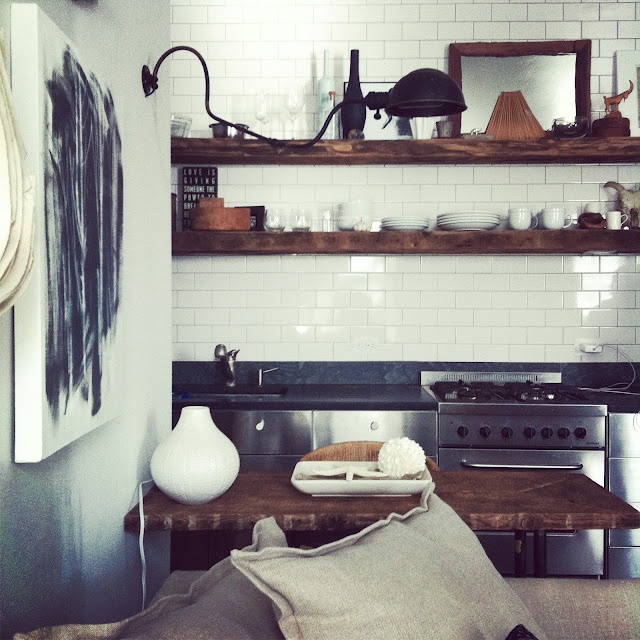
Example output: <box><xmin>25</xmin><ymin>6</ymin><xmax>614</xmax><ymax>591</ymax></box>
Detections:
<box><xmin>173</xmin><ymin>361</ymin><xmax>640</xmax><ymax>391</ymax></box>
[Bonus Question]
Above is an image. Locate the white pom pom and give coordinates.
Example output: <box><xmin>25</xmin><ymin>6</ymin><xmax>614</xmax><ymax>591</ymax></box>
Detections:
<box><xmin>378</xmin><ymin>437</ymin><xmax>427</xmax><ymax>479</ymax></box>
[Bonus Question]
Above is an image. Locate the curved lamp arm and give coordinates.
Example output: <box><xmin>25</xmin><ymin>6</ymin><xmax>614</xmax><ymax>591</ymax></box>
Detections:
<box><xmin>142</xmin><ymin>46</ymin><xmax>372</xmax><ymax>149</ymax></box>
<box><xmin>142</xmin><ymin>47</ymin><xmax>466</xmax><ymax>148</ymax></box>
<box><xmin>142</xmin><ymin>46</ymin><xmax>288</xmax><ymax>148</ymax></box>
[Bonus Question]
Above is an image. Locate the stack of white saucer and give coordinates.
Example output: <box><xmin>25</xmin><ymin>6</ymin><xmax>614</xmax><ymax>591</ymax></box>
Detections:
<box><xmin>380</xmin><ymin>216</ymin><xmax>431</xmax><ymax>231</ymax></box>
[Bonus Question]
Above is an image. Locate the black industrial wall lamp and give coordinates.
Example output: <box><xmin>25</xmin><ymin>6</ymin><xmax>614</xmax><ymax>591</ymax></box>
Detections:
<box><xmin>142</xmin><ymin>46</ymin><xmax>467</xmax><ymax>148</ymax></box>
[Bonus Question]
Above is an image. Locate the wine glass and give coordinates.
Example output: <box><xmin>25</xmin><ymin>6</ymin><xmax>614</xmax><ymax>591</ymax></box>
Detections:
<box><xmin>292</xmin><ymin>207</ymin><xmax>311</xmax><ymax>231</ymax></box>
<box><xmin>255</xmin><ymin>90</ymin><xmax>270</xmax><ymax>134</ymax></box>
<box><xmin>285</xmin><ymin>86</ymin><xmax>304</xmax><ymax>139</ymax></box>
<box><xmin>265</xmin><ymin>208</ymin><xmax>286</xmax><ymax>232</ymax></box>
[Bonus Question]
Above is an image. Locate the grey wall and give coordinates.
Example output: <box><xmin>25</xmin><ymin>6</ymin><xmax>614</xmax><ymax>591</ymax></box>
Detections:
<box><xmin>0</xmin><ymin>1</ymin><xmax>172</xmax><ymax>636</ymax></box>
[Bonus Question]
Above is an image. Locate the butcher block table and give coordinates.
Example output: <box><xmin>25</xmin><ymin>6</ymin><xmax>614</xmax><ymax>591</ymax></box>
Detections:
<box><xmin>125</xmin><ymin>470</ymin><xmax>640</xmax><ymax>578</ymax></box>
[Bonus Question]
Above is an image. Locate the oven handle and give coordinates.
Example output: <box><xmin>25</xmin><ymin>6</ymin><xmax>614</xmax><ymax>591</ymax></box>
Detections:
<box><xmin>459</xmin><ymin>461</ymin><xmax>584</xmax><ymax>471</ymax></box>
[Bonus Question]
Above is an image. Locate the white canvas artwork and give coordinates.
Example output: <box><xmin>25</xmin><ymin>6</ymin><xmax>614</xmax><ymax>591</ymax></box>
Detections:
<box><xmin>11</xmin><ymin>3</ymin><xmax>123</xmax><ymax>462</ymax></box>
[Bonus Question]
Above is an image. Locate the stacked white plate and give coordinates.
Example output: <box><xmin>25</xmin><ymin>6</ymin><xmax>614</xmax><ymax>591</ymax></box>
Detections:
<box><xmin>437</xmin><ymin>211</ymin><xmax>502</xmax><ymax>231</ymax></box>
<box><xmin>380</xmin><ymin>216</ymin><xmax>431</xmax><ymax>231</ymax></box>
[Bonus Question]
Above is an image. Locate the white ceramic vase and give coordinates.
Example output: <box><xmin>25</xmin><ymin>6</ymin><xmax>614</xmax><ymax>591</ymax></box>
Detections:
<box><xmin>151</xmin><ymin>406</ymin><xmax>240</xmax><ymax>505</ymax></box>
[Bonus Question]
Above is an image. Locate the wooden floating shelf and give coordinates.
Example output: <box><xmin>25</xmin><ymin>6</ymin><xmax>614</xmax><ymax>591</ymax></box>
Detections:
<box><xmin>172</xmin><ymin>229</ymin><xmax>640</xmax><ymax>256</ymax></box>
<box><xmin>172</xmin><ymin>137</ymin><xmax>640</xmax><ymax>166</ymax></box>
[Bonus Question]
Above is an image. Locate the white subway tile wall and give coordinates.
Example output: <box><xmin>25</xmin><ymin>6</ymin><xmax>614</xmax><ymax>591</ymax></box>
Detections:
<box><xmin>169</xmin><ymin>0</ymin><xmax>640</xmax><ymax>363</ymax></box>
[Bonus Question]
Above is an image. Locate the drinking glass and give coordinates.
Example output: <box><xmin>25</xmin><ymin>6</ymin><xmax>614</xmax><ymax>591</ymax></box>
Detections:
<box><xmin>255</xmin><ymin>90</ymin><xmax>270</xmax><ymax>134</ymax></box>
<box><xmin>292</xmin><ymin>208</ymin><xmax>311</xmax><ymax>231</ymax></box>
<box><xmin>265</xmin><ymin>208</ymin><xmax>286</xmax><ymax>232</ymax></box>
<box><xmin>285</xmin><ymin>87</ymin><xmax>304</xmax><ymax>139</ymax></box>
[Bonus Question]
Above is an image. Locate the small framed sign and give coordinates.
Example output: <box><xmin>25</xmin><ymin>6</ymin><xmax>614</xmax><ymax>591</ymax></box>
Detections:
<box><xmin>179</xmin><ymin>166</ymin><xmax>218</xmax><ymax>230</ymax></box>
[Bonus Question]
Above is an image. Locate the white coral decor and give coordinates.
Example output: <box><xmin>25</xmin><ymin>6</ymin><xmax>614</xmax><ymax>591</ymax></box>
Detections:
<box><xmin>378</xmin><ymin>437</ymin><xmax>427</xmax><ymax>479</ymax></box>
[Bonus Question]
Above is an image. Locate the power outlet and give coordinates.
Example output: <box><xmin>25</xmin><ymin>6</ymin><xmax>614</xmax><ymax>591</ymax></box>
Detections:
<box><xmin>576</xmin><ymin>342</ymin><xmax>603</xmax><ymax>354</ymax></box>
<box><xmin>354</xmin><ymin>336</ymin><xmax>379</xmax><ymax>351</ymax></box>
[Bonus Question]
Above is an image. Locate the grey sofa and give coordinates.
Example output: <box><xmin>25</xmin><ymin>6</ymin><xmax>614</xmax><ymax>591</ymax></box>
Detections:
<box><xmin>152</xmin><ymin>570</ymin><xmax>640</xmax><ymax>640</ymax></box>
<box><xmin>14</xmin><ymin>491</ymin><xmax>640</xmax><ymax>640</ymax></box>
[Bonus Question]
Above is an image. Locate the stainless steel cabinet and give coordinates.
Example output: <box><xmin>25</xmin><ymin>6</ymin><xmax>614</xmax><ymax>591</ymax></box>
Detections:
<box><xmin>313</xmin><ymin>410</ymin><xmax>438</xmax><ymax>464</ymax></box>
<box><xmin>210</xmin><ymin>410</ymin><xmax>313</xmax><ymax>472</ymax></box>
<box><xmin>608</xmin><ymin>412</ymin><xmax>640</xmax><ymax>578</ymax></box>
<box><xmin>172</xmin><ymin>405</ymin><xmax>438</xmax><ymax>471</ymax></box>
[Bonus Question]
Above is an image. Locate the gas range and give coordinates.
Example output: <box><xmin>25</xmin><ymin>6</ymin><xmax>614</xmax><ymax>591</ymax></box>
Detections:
<box><xmin>423</xmin><ymin>370</ymin><xmax>608</xmax><ymax>578</ymax></box>
<box><xmin>421</xmin><ymin>371</ymin><xmax>607</xmax><ymax>449</ymax></box>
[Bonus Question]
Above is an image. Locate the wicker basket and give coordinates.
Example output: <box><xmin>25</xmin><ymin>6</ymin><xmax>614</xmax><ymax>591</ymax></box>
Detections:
<box><xmin>301</xmin><ymin>441</ymin><xmax>439</xmax><ymax>472</ymax></box>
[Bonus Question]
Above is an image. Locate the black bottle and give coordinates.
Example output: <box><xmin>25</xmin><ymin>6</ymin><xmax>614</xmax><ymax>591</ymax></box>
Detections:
<box><xmin>340</xmin><ymin>49</ymin><xmax>366</xmax><ymax>139</ymax></box>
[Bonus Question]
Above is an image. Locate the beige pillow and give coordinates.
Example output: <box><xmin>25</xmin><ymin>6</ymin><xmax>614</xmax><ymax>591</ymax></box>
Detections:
<box><xmin>231</xmin><ymin>484</ymin><xmax>547</xmax><ymax>640</ymax></box>
<box><xmin>14</xmin><ymin>517</ymin><xmax>286</xmax><ymax>640</ymax></box>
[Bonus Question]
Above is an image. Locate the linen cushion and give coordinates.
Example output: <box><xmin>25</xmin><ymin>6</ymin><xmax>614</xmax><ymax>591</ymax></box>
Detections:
<box><xmin>508</xmin><ymin>577</ymin><xmax>640</xmax><ymax>640</ymax></box>
<box><xmin>231</xmin><ymin>483</ymin><xmax>547</xmax><ymax>640</ymax></box>
<box><xmin>14</xmin><ymin>517</ymin><xmax>286</xmax><ymax>640</ymax></box>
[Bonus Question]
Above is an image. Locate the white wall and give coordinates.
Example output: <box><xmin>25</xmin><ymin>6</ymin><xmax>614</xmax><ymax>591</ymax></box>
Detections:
<box><xmin>169</xmin><ymin>0</ymin><xmax>640</xmax><ymax>364</ymax></box>
<box><xmin>0</xmin><ymin>1</ymin><xmax>171</xmax><ymax>636</ymax></box>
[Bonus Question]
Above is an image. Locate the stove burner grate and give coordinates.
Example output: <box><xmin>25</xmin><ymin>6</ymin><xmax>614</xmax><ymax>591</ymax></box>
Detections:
<box><xmin>432</xmin><ymin>380</ymin><xmax>512</xmax><ymax>402</ymax></box>
<box><xmin>503</xmin><ymin>381</ymin><xmax>590</xmax><ymax>404</ymax></box>
<box><xmin>431</xmin><ymin>379</ymin><xmax>591</xmax><ymax>404</ymax></box>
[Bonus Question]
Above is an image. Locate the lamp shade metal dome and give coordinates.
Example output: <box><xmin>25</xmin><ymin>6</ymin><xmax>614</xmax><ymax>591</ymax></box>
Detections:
<box><xmin>386</xmin><ymin>69</ymin><xmax>467</xmax><ymax>117</ymax></box>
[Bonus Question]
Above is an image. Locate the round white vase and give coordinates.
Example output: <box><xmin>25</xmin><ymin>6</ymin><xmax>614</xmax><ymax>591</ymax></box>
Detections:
<box><xmin>151</xmin><ymin>406</ymin><xmax>240</xmax><ymax>505</ymax></box>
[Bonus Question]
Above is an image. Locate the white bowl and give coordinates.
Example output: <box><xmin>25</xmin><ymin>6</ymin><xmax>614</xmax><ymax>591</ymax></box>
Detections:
<box><xmin>338</xmin><ymin>200</ymin><xmax>373</xmax><ymax>231</ymax></box>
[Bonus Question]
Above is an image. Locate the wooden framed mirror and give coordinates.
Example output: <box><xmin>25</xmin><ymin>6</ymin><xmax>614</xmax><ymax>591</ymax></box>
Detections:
<box><xmin>448</xmin><ymin>40</ymin><xmax>592</xmax><ymax>137</ymax></box>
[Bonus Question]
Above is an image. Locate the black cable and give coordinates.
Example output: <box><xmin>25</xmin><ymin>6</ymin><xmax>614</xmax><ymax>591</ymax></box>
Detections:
<box><xmin>143</xmin><ymin>46</ymin><xmax>364</xmax><ymax>149</ymax></box>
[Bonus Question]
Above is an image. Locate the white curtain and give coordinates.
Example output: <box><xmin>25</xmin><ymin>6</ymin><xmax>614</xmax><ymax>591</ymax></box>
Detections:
<box><xmin>0</xmin><ymin>43</ymin><xmax>34</xmax><ymax>316</ymax></box>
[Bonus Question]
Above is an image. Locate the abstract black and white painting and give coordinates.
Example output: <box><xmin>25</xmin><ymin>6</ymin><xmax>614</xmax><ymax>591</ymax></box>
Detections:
<box><xmin>12</xmin><ymin>4</ymin><xmax>123</xmax><ymax>462</ymax></box>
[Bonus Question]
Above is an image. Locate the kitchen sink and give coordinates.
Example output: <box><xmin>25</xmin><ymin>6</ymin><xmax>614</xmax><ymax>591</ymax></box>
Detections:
<box><xmin>172</xmin><ymin>383</ymin><xmax>288</xmax><ymax>400</ymax></box>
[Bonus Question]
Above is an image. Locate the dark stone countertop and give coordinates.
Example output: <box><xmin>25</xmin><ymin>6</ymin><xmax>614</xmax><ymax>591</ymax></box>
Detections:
<box><xmin>172</xmin><ymin>383</ymin><xmax>640</xmax><ymax>413</ymax></box>
<box><xmin>172</xmin><ymin>384</ymin><xmax>439</xmax><ymax>411</ymax></box>
<box><xmin>579</xmin><ymin>389</ymin><xmax>640</xmax><ymax>413</ymax></box>
<box><xmin>172</xmin><ymin>361</ymin><xmax>640</xmax><ymax>413</ymax></box>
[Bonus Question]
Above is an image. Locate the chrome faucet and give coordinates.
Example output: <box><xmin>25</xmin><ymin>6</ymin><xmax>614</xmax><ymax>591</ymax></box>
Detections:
<box><xmin>214</xmin><ymin>344</ymin><xmax>239</xmax><ymax>387</ymax></box>
<box><xmin>257</xmin><ymin>367</ymin><xmax>278</xmax><ymax>386</ymax></box>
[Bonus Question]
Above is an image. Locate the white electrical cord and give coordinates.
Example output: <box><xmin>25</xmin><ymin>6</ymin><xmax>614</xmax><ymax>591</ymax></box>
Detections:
<box><xmin>577</xmin><ymin>344</ymin><xmax>640</xmax><ymax>435</ymax></box>
<box><xmin>578</xmin><ymin>344</ymin><xmax>639</xmax><ymax>395</ymax></box>
<box><xmin>137</xmin><ymin>479</ymin><xmax>155</xmax><ymax>611</ymax></box>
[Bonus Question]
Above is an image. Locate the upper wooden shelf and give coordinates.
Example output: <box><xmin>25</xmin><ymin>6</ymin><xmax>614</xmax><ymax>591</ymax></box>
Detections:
<box><xmin>172</xmin><ymin>229</ymin><xmax>640</xmax><ymax>255</ymax></box>
<box><xmin>172</xmin><ymin>136</ymin><xmax>640</xmax><ymax>166</ymax></box>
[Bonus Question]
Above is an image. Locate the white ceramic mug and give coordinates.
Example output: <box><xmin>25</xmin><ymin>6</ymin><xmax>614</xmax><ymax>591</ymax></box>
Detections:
<box><xmin>509</xmin><ymin>207</ymin><xmax>538</xmax><ymax>231</ymax></box>
<box><xmin>541</xmin><ymin>207</ymin><xmax>572</xmax><ymax>230</ymax></box>
<box><xmin>606</xmin><ymin>210</ymin><xmax>629</xmax><ymax>230</ymax></box>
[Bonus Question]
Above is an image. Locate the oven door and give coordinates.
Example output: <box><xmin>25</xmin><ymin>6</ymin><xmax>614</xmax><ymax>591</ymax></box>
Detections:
<box><xmin>438</xmin><ymin>448</ymin><xmax>605</xmax><ymax>577</ymax></box>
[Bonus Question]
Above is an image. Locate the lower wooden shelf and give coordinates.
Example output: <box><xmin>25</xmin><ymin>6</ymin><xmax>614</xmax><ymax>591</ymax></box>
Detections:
<box><xmin>172</xmin><ymin>229</ymin><xmax>639</xmax><ymax>256</ymax></box>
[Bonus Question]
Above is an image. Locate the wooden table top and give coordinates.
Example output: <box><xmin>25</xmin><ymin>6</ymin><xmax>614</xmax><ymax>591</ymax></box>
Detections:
<box><xmin>124</xmin><ymin>470</ymin><xmax>640</xmax><ymax>534</ymax></box>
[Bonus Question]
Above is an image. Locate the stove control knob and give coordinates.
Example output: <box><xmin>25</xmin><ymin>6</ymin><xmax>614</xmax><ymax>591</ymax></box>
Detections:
<box><xmin>558</xmin><ymin>427</ymin><xmax>571</xmax><ymax>439</ymax></box>
<box><xmin>479</xmin><ymin>426</ymin><xmax>491</xmax><ymax>439</ymax></box>
<box><xmin>457</xmin><ymin>426</ymin><xmax>469</xmax><ymax>438</ymax></box>
<box><xmin>501</xmin><ymin>427</ymin><xmax>514</xmax><ymax>439</ymax></box>
<box><xmin>541</xmin><ymin>427</ymin><xmax>554</xmax><ymax>439</ymax></box>
<box><xmin>574</xmin><ymin>427</ymin><xmax>587</xmax><ymax>439</ymax></box>
<box><xmin>523</xmin><ymin>427</ymin><xmax>536</xmax><ymax>439</ymax></box>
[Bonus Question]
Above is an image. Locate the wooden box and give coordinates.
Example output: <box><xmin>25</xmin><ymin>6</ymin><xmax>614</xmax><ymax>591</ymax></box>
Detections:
<box><xmin>190</xmin><ymin>198</ymin><xmax>251</xmax><ymax>231</ymax></box>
